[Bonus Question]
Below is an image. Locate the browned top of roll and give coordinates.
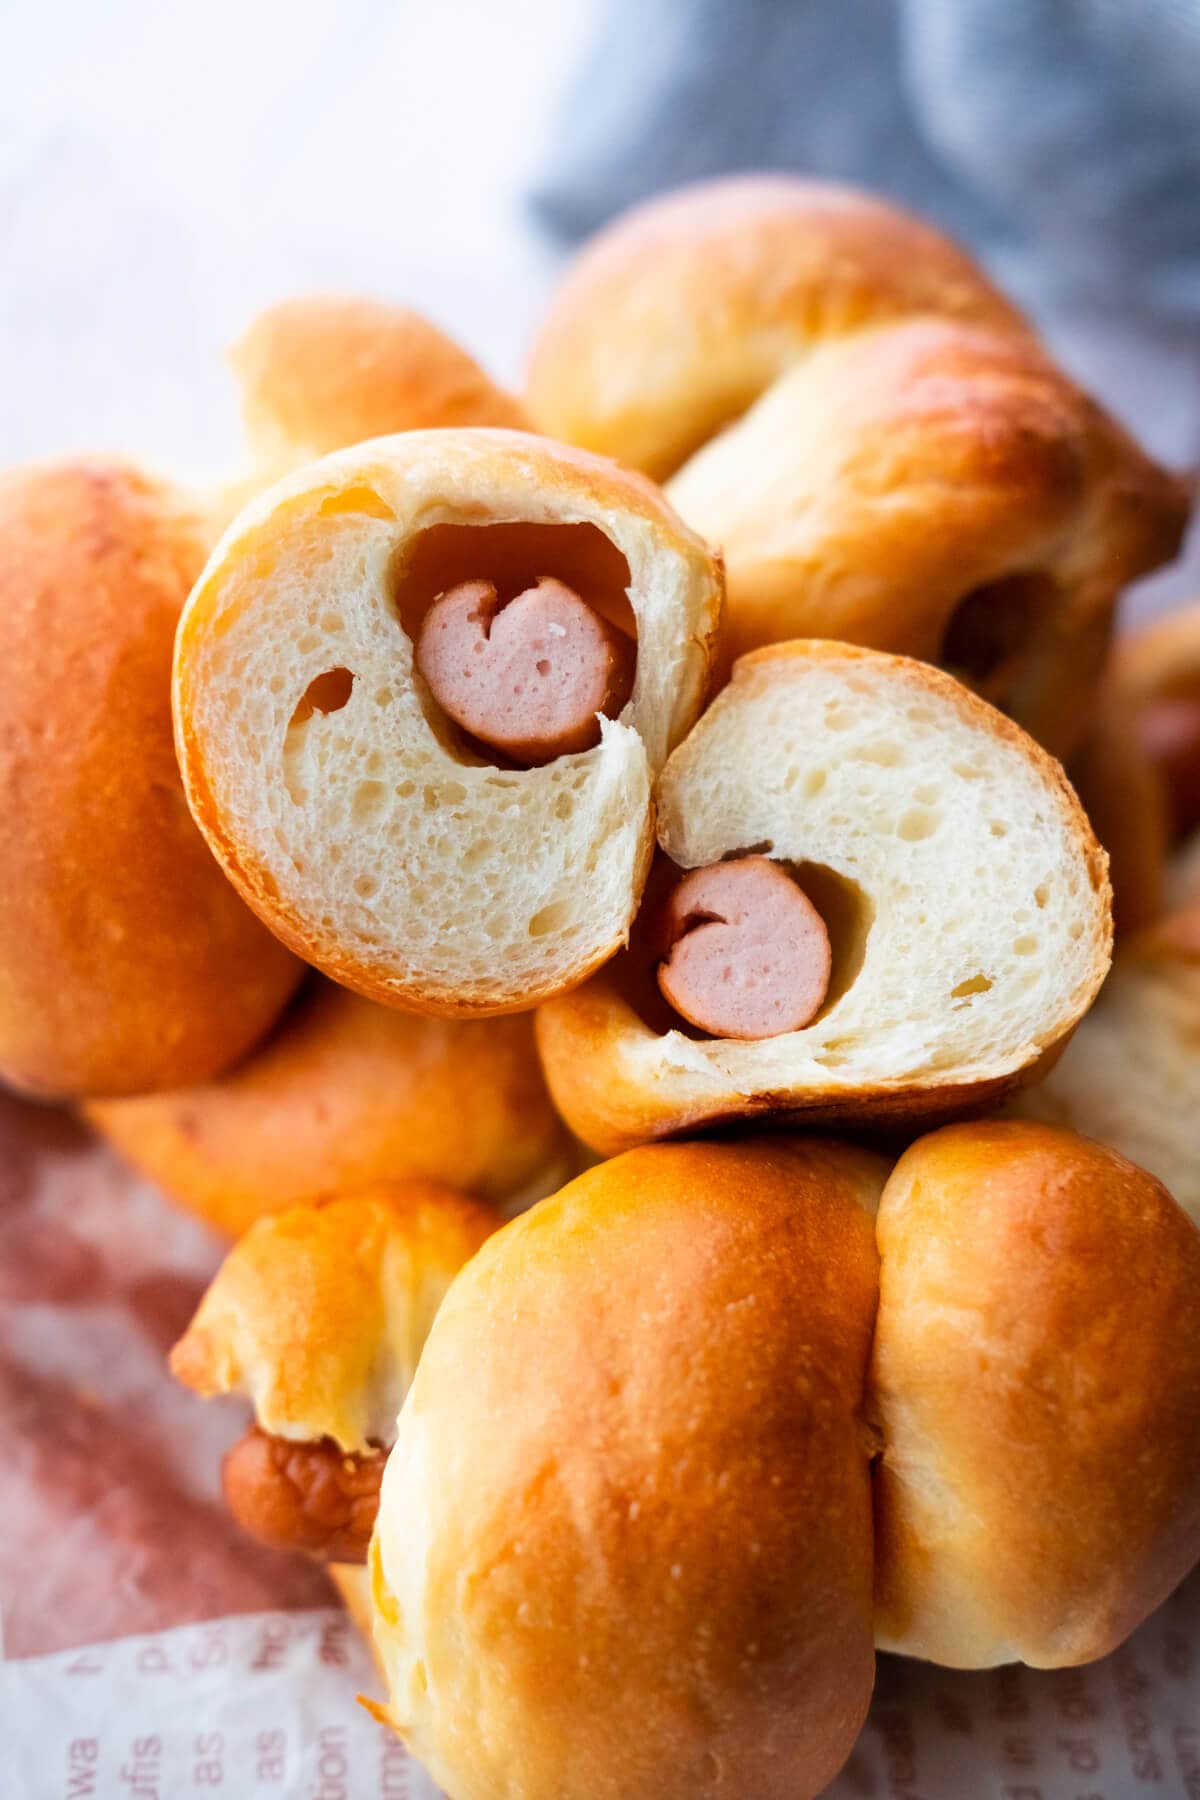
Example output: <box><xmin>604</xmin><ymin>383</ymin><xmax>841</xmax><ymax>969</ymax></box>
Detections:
<box><xmin>527</xmin><ymin>174</ymin><xmax>1029</xmax><ymax>479</ymax></box>
<box><xmin>232</xmin><ymin>295</ymin><xmax>531</xmax><ymax>464</ymax></box>
<box><xmin>0</xmin><ymin>459</ymin><xmax>301</xmax><ymax>1099</ymax></box>
<box><xmin>371</xmin><ymin>1137</ymin><xmax>886</xmax><ymax>1800</ymax></box>
<box><xmin>86</xmin><ymin>978</ymin><xmax>571</xmax><ymax>1235</ymax></box>
<box><xmin>872</xmin><ymin>1119</ymin><xmax>1200</xmax><ymax>1669</ymax></box>
<box><xmin>171</xmin><ymin>1178</ymin><xmax>497</xmax><ymax>1453</ymax></box>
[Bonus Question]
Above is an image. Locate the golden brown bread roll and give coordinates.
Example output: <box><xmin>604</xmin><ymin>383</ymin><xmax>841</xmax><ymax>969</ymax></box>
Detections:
<box><xmin>86</xmin><ymin>976</ymin><xmax>572</xmax><ymax>1235</ymax></box>
<box><xmin>0</xmin><ymin>459</ymin><xmax>302</xmax><ymax>1099</ymax></box>
<box><xmin>1007</xmin><ymin>901</ymin><xmax>1200</xmax><ymax>1226</ymax></box>
<box><xmin>367</xmin><ymin>1126</ymin><xmax>1200</xmax><ymax>1794</ymax></box>
<box><xmin>370</xmin><ymin>1139</ymin><xmax>886</xmax><ymax>1800</ymax></box>
<box><xmin>527</xmin><ymin>177</ymin><xmax>1188</xmax><ymax>755</ymax></box>
<box><xmin>229</xmin><ymin>295</ymin><xmax>530</xmax><ymax>482</ymax></box>
<box><xmin>872</xmin><ymin>1120</ymin><xmax>1200</xmax><ymax>1667</ymax></box>
<box><xmin>174</xmin><ymin>429</ymin><xmax>723</xmax><ymax>1015</ymax></box>
<box><xmin>527</xmin><ymin>175</ymin><xmax>1029</xmax><ymax>479</ymax></box>
<box><xmin>171</xmin><ymin>1180</ymin><xmax>496</xmax><ymax>1561</ymax></box>
<box><xmin>537</xmin><ymin>641</ymin><xmax>1111</xmax><ymax>1152</ymax></box>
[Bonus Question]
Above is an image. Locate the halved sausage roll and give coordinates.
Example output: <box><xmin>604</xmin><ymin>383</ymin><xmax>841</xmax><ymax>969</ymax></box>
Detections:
<box><xmin>174</xmin><ymin>430</ymin><xmax>724</xmax><ymax>1015</ymax></box>
<box><xmin>537</xmin><ymin>641</ymin><xmax>1111</xmax><ymax>1151</ymax></box>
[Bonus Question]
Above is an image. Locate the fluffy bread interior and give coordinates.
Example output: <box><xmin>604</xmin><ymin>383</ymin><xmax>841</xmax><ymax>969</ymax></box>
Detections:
<box><xmin>175</xmin><ymin>431</ymin><xmax>721</xmax><ymax>1013</ymax></box>
<box><xmin>646</xmin><ymin>643</ymin><xmax>1110</xmax><ymax>1094</ymax></box>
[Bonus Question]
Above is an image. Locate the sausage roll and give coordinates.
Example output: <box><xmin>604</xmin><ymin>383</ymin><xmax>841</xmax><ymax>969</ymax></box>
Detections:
<box><xmin>171</xmin><ymin>1180</ymin><xmax>496</xmax><ymax>1563</ymax></box>
<box><xmin>174</xmin><ymin>430</ymin><xmax>723</xmax><ymax>1015</ymax></box>
<box><xmin>0</xmin><ymin>459</ymin><xmax>301</xmax><ymax>1098</ymax></box>
<box><xmin>368</xmin><ymin>1127</ymin><xmax>1200</xmax><ymax>1796</ymax></box>
<box><xmin>527</xmin><ymin>177</ymin><xmax>1188</xmax><ymax>756</ymax></box>
<box><xmin>537</xmin><ymin>642</ymin><xmax>1111</xmax><ymax>1151</ymax></box>
<box><xmin>86</xmin><ymin>977</ymin><xmax>572</xmax><ymax>1236</ymax></box>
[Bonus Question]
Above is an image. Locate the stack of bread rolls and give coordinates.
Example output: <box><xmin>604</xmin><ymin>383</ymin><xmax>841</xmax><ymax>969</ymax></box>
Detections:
<box><xmin>7</xmin><ymin>177</ymin><xmax>1200</xmax><ymax>1800</ymax></box>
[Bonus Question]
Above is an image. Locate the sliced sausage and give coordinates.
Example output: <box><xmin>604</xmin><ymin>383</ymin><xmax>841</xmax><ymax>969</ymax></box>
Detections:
<box><xmin>656</xmin><ymin>856</ymin><xmax>832</xmax><ymax>1039</ymax></box>
<box><xmin>414</xmin><ymin>576</ymin><xmax>635</xmax><ymax>765</ymax></box>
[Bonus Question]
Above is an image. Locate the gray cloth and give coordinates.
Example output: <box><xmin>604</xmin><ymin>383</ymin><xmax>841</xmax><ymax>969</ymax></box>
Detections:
<box><xmin>529</xmin><ymin>0</ymin><xmax>1200</xmax><ymax>328</ymax></box>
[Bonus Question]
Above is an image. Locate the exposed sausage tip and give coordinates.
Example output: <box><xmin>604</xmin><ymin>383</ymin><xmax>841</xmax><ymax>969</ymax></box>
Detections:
<box><xmin>414</xmin><ymin>575</ymin><xmax>635</xmax><ymax>766</ymax></box>
<box><xmin>656</xmin><ymin>855</ymin><xmax>832</xmax><ymax>1039</ymax></box>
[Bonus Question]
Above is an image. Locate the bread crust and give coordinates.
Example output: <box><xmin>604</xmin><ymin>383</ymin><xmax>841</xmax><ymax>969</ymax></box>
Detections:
<box><xmin>85</xmin><ymin>977</ymin><xmax>571</xmax><ymax>1235</ymax></box>
<box><xmin>371</xmin><ymin>1138</ymin><xmax>885</xmax><ymax>1800</ymax></box>
<box><xmin>872</xmin><ymin>1120</ymin><xmax>1200</xmax><ymax>1667</ymax></box>
<box><xmin>527</xmin><ymin>175</ymin><xmax>1030</xmax><ymax>478</ymax></box>
<box><xmin>174</xmin><ymin>430</ymin><xmax>724</xmax><ymax>1015</ymax></box>
<box><xmin>232</xmin><ymin>295</ymin><xmax>530</xmax><ymax>465</ymax></box>
<box><xmin>0</xmin><ymin>459</ymin><xmax>302</xmax><ymax>1098</ymax></box>
<box><xmin>538</xmin><ymin>641</ymin><xmax>1112</xmax><ymax>1153</ymax></box>
<box><xmin>527</xmin><ymin>176</ymin><xmax>1188</xmax><ymax>756</ymax></box>
<box><xmin>171</xmin><ymin>1180</ymin><xmax>496</xmax><ymax>1452</ymax></box>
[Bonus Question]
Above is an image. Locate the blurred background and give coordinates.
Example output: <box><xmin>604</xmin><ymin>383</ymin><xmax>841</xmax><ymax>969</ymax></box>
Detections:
<box><xmin>5</xmin><ymin>0</ymin><xmax>1199</xmax><ymax>598</ymax></box>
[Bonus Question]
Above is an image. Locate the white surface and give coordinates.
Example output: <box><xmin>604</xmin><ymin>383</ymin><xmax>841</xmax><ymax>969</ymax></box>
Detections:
<box><xmin>1</xmin><ymin>0</ymin><xmax>594</xmax><ymax>477</ymax></box>
<box><xmin>5</xmin><ymin>1589</ymin><xmax>1200</xmax><ymax>1798</ymax></box>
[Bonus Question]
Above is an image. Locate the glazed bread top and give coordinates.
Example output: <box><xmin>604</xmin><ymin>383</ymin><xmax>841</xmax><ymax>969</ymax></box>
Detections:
<box><xmin>174</xmin><ymin>429</ymin><xmax>723</xmax><ymax>1014</ymax></box>
<box><xmin>370</xmin><ymin>1139</ymin><xmax>885</xmax><ymax>1800</ymax></box>
<box><xmin>0</xmin><ymin>459</ymin><xmax>301</xmax><ymax>1099</ymax></box>
<box><xmin>171</xmin><ymin>1181</ymin><xmax>496</xmax><ymax>1453</ymax></box>
<box><xmin>367</xmin><ymin>1123</ymin><xmax>1200</xmax><ymax>1796</ymax></box>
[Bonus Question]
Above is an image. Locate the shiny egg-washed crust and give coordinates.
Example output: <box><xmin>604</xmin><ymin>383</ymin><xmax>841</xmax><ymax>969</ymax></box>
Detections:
<box><xmin>526</xmin><ymin>178</ymin><xmax>1188</xmax><ymax>755</ymax></box>
<box><xmin>370</xmin><ymin>1139</ymin><xmax>886</xmax><ymax>1800</ymax></box>
<box><xmin>171</xmin><ymin>1181</ymin><xmax>496</xmax><ymax>1454</ymax></box>
<box><xmin>0</xmin><ymin>459</ymin><xmax>302</xmax><ymax>1099</ymax></box>
<box><xmin>1007</xmin><ymin>900</ymin><xmax>1200</xmax><ymax>1228</ymax></box>
<box><xmin>537</xmin><ymin>641</ymin><xmax>1111</xmax><ymax>1154</ymax></box>
<box><xmin>174</xmin><ymin>430</ymin><xmax>724</xmax><ymax>1016</ymax></box>
<box><xmin>86</xmin><ymin>978</ymin><xmax>572</xmax><ymax>1236</ymax></box>
<box><xmin>367</xmin><ymin>1125</ymin><xmax>1200</xmax><ymax>1791</ymax></box>
<box><xmin>231</xmin><ymin>295</ymin><xmax>531</xmax><ymax>469</ymax></box>
<box><xmin>872</xmin><ymin>1121</ymin><xmax>1200</xmax><ymax>1667</ymax></box>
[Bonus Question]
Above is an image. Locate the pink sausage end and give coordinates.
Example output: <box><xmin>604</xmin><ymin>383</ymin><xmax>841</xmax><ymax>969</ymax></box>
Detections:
<box><xmin>414</xmin><ymin>576</ymin><xmax>635</xmax><ymax>766</ymax></box>
<box><xmin>656</xmin><ymin>856</ymin><xmax>832</xmax><ymax>1039</ymax></box>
